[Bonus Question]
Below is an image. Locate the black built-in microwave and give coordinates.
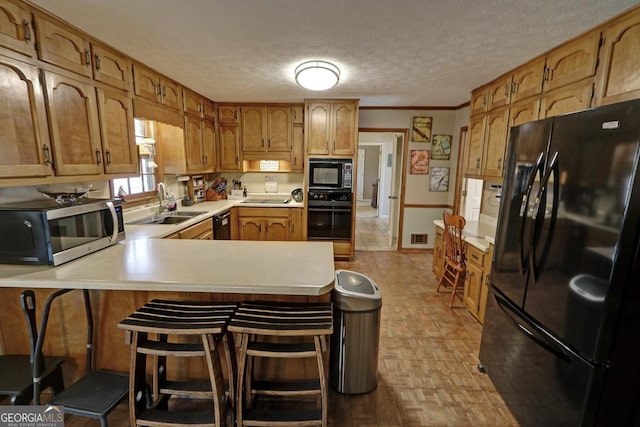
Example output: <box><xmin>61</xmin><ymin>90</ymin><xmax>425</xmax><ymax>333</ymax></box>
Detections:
<box><xmin>308</xmin><ymin>158</ymin><xmax>353</xmax><ymax>190</ymax></box>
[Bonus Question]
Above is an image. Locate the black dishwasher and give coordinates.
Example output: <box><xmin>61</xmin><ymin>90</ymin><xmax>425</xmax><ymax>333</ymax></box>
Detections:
<box><xmin>213</xmin><ymin>210</ymin><xmax>231</xmax><ymax>240</ymax></box>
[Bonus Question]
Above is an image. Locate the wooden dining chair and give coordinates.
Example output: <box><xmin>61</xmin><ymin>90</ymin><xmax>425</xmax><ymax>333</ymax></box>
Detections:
<box><xmin>436</xmin><ymin>211</ymin><xmax>467</xmax><ymax>307</ymax></box>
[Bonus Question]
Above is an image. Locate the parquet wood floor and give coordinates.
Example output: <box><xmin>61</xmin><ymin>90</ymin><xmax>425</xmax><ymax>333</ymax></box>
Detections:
<box><xmin>40</xmin><ymin>251</ymin><xmax>519</xmax><ymax>426</ymax></box>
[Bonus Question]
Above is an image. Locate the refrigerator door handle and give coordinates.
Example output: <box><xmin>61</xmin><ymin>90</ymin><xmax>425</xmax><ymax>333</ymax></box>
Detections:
<box><xmin>530</xmin><ymin>152</ymin><xmax>560</xmax><ymax>282</ymax></box>
<box><xmin>519</xmin><ymin>152</ymin><xmax>545</xmax><ymax>276</ymax></box>
<box><xmin>494</xmin><ymin>291</ymin><xmax>572</xmax><ymax>362</ymax></box>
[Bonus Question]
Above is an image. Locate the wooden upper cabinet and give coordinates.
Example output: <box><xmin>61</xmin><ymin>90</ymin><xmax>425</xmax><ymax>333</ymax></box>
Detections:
<box><xmin>0</xmin><ymin>0</ymin><xmax>35</xmax><ymax>57</ymax></box>
<box><xmin>44</xmin><ymin>71</ymin><xmax>102</xmax><ymax>176</ymax></box>
<box><xmin>218</xmin><ymin>124</ymin><xmax>241</xmax><ymax>171</ymax></box>
<box><xmin>307</xmin><ymin>100</ymin><xmax>357</xmax><ymax>156</ymax></box>
<box><xmin>464</xmin><ymin>115</ymin><xmax>485</xmax><ymax>177</ymax></box>
<box><xmin>510</xmin><ymin>58</ymin><xmax>544</xmax><ymax>103</ymax></box>
<box><xmin>202</xmin><ymin>119</ymin><xmax>216</xmax><ymax>171</ymax></box>
<box><xmin>292</xmin><ymin>124</ymin><xmax>304</xmax><ymax>172</ymax></box>
<box><xmin>159</xmin><ymin>78</ymin><xmax>181</xmax><ymax>110</ymax></box>
<box><xmin>218</xmin><ymin>104</ymin><xmax>239</xmax><ymax>124</ymax></box>
<box><xmin>292</xmin><ymin>105</ymin><xmax>304</xmax><ymax>124</ymax></box>
<box><xmin>132</xmin><ymin>63</ymin><xmax>159</xmax><ymax>103</ymax></box>
<box><xmin>91</xmin><ymin>43</ymin><xmax>131</xmax><ymax>91</ymax></box>
<box><xmin>543</xmin><ymin>31</ymin><xmax>600</xmax><ymax>93</ymax></box>
<box><xmin>488</xmin><ymin>59</ymin><xmax>544</xmax><ymax>108</ymax></box>
<box><xmin>241</xmin><ymin>105</ymin><xmax>292</xmax><ymax>153</ymax></box>
<box><xmin>132</xmin><ymin>63</ymin><xmax>181</xmax><ymax>110</ymax></box>
<box><xmin>595</xmin><ymin>8</ymin><xmax>640</xmax><ymax>105</ymax></box>
<box><xmin>241</xmin><ymin>106</ymin><xmax>267</xmax><ymax>152</ymax></box>
<box><xmin>539</xmin><ymin>79</ymin><xmax>593</xmax><ymax>119</ymax></box>
<box><xmin>331</xmin><ymin>102</ymin><xmax>356</xmax><ymax>155</ymax></box>
<box><xmin>482</xmin><ymin>108</ymin><xmax>510</xmax><ymax>179</ymax></box>
<box><xmin>267</xmin><ymin>106</ymin><xmax>292</xmax><ymax>152</ymax></box>
<box><xmin>34</xmin><ymin>15</ymin><xmax>92</xmax><ymax>78</ymax></box>
<box><xmin>487</xmin><ymin>76</ymin><xmax>512</xmax><ymax>109</ymax></box>
<box><xmin>96</xmin><ymin>87</ymin><xmax>138</xmax><ymax>174</ymax></box>
<box><xmin>183</xmin><ymin>87</ymin><xmax>214</xmax><ymax>119</ymax></box>
<box><xmin>166</xmin><ymin>115</ymin><xmax>215</xmax><ymax>174</ymax></box>
<box><xmin>470</xmin><ymin>86</ymin><xmax>489</xmax><ymax>116</ymax></box>
<box><xmin>184</xmin><ymin>114</ymin><xmax>205</xmax><ymax>173</ymax></box>
<box><xmin>0</xmin><ymin>54</ymin><xmax>52</xmax><ymax>178</ymax></box>
<box><xmin>306</xmin><ymin>102</ymin><xmax>331</xmax><ymax>155</ymax></box>
<box><xmin>509</xmin><ymin>98</ymin><xmax>540</xmax><ymax>128</ymax></box>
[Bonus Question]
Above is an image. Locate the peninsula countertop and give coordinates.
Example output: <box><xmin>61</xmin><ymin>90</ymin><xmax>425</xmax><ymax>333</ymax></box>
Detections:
<box><xmin>0</xmin><ymin>239</ymin><xmax>335</xmax><ymax>296</ymax></box>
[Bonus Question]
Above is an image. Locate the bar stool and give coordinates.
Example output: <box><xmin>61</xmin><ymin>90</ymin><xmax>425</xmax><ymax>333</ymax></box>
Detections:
<box><xmin>228</xmin><ymin>301</ymin><xmax>333</xmax><ymax>427</ymax></box>
<box><xmin>118</xmin><ymin>299</ymin><xmax>237</xmax><ymax>427</ymax></box>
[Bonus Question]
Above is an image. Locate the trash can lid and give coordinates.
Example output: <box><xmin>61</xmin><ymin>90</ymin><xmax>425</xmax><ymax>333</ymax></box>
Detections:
<box><xmin>335</xmin><ymin>270</ymin><xmax>381</xmax><ymax>299</ymax></box>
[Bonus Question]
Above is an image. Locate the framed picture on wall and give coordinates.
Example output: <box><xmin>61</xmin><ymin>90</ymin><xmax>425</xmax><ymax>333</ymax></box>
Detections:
<box><xmin>411</xmin><ymin>116</ymin><xmax>432</xmax><ymax>142</ymax></box>
<box><xmin>430</xmin><ymin>167</ymin><xmax>450</xmax><ymax>191</ymax></box>
<box><xmin>410</xmin><ymin>150</ymin><xmax>430</xmax><ymax>174</ymax></box>
<box><xmin>431</xmin><ymin>134</ymin><xmax>452</xmax><ymax>160</ymax></box>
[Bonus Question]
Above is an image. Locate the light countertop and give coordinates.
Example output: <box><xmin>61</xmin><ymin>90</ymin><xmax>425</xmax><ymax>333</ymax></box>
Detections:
<box><xmin>0</xmin><ymin>239</ymin><xmax>335</xmax><ymax>296</ymax></box>
<box><xmin>125</xmin><ymin>195</ymin><xmax>303</xmax><ymax>240</ymax></box>
<box><xmin>434</xmin><ymin>216</ymin><xmax>496</xmax><ymax>252</ymax></box>
<box><xmin>0</xmin><ymin>194</ymin><xmax>332</xmax><ymax>296</ymax></box>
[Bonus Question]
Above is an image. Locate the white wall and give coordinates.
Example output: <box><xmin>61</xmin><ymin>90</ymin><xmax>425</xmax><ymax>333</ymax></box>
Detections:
<box><xmin>359</xmin><ymin>107</ymin><xmax>469</xmax><ymax>249</ymax></box>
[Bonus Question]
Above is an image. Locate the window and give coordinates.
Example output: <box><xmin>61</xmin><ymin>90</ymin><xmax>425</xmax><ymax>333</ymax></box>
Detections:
<box><xmin>111</xmin><ymin>119</ymin><xmax>158</xmax><ymax>200</ymax></box>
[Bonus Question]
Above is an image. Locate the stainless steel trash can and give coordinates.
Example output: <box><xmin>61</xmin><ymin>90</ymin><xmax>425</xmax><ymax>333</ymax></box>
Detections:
<box><xmin>330</xmin><ymin>269</ymin><xmax>382</xmax><ymax>394</ymax></box>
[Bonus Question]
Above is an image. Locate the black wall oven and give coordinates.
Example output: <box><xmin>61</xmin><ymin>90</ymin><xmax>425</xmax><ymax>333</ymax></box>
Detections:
<box><xmin>307</xmin><ymin>190</ymin><xmax>352</xmax><ymax>240</ymax></box>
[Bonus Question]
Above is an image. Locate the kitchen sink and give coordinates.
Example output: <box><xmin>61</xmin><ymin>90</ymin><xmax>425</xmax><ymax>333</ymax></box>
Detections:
<box><xmin>128</xmin><ymin>211</ymin><xmax>207</xmax><ymax>225</ymax></box>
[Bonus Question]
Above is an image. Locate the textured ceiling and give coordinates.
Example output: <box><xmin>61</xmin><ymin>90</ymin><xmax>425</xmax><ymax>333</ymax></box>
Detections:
<box><xmin>30</xmin><ymin>0</ymin><xmax>639</xmax><ymax>107</ymax></box>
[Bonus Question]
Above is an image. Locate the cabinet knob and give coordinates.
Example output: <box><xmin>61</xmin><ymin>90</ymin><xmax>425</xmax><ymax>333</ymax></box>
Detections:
<box><xmin>105</xmin><ymin>149</ymin><xmax>111</xmax><ymax>165</ymax></box>
<box><xmin>94</xmin><ymin>54</ymin><xmax>101</xmax><ymax>70</ymax></box>
<box><xmin>42</xmin><ymin>144</ymin><xmax>51</xmax><ymax>165</ymax></box>
<box><xmin>84</xmin><ymin>49</ymin><xmax>91</xmax><ymax>67</ymax></box>
<box><xmin>96</xmin><ymin>149</ymin><xmax>102</xmax><ymax>165</ymax></box>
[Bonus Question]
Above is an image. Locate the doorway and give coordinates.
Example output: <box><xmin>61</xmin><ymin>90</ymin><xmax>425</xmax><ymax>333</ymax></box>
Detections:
<box><xmin>355</xmin><ymin>131</ymin><xmax>405</xmax><ymax>251</ymax></box>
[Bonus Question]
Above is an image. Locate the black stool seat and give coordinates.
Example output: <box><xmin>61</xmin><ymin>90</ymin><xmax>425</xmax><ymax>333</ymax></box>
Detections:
<box><xmin>0</xmin><ymin>355</ymin><xmax>65</xmax><ymax>404</ymax></box>
<box><xmin>50</xmin><ymin>371</ymin><xmax>129</xmax><ymax>416</ymax></box>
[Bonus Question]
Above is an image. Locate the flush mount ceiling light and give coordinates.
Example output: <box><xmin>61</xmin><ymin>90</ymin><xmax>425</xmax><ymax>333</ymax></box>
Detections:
<box><xmin>295</xmin><ymin>60</ymin><xmax>340</xmax><ymax>91</ymax></box>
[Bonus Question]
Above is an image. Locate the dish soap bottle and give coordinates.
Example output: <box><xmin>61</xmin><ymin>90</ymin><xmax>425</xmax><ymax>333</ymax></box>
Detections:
<box><xmin>167</xmin><ymin>192</ymin><xmax>177</xmax><ymax>211</ymax></box>
<box><xmin>243</xmin><ymin>187</ymin><xmax>247</xmax><ymax>198</ymax></box>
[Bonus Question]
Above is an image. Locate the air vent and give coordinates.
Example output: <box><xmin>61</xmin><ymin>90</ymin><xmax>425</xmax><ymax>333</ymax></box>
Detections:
<box><xmin>411</xmin><ymin>233</ymin><xmax>428</xmax><ymax>244</ymax></box>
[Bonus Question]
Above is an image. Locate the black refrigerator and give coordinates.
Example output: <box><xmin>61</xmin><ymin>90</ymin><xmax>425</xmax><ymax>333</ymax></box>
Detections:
<box><xmin>479</xmin><ymin>99</ymin><xmax>640</xmax><ymax>426</ymax></box>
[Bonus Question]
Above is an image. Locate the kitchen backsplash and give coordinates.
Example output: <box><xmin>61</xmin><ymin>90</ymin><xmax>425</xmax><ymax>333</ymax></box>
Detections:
<box><xmin>0</xmin><ymin>172</ymin><xmax>304</xmax><ymax>205</ymax></box>
<box><xmin>215</xmin><ymin>172</ymin><xmax>304</xmax><ymax>194</ymax></box>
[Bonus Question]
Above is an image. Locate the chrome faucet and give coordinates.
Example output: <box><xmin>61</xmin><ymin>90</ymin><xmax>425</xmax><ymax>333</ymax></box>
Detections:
<box><xmin>157</xmin><ymin>182</ymin><xmax>168</xmax><ymax>212</ymax></box>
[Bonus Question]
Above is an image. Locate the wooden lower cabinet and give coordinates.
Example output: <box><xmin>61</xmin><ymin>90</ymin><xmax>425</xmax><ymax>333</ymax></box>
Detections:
<box><xmin>236</xmin><ymin>207</ymin><xmax>303</xmax><ymax>241</ymax></box>
<box><xmin>163</xmin><ymin>218</ymin><xmax>213</xmax><ymax>240</ymax></box>
<box><xmin>463</xmin><ymin>243</ymin><xmax>493</xmax><ymax>324</ymax></box>
<box><xmin>333</xmin><ymin>241</ymin><xmax>352</xmax><ymax>260</ymax></box>
<box><xmin>432</xmin><ymin>225</ymin><xmax>445</xmax><ymax>278</ymax></box>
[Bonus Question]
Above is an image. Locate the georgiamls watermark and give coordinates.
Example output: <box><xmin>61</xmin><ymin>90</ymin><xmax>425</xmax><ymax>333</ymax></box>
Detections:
<box><xmin>0</xmin><ymin>405</ymin><xmax>64</xmax><ymax>427</ymax></box>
